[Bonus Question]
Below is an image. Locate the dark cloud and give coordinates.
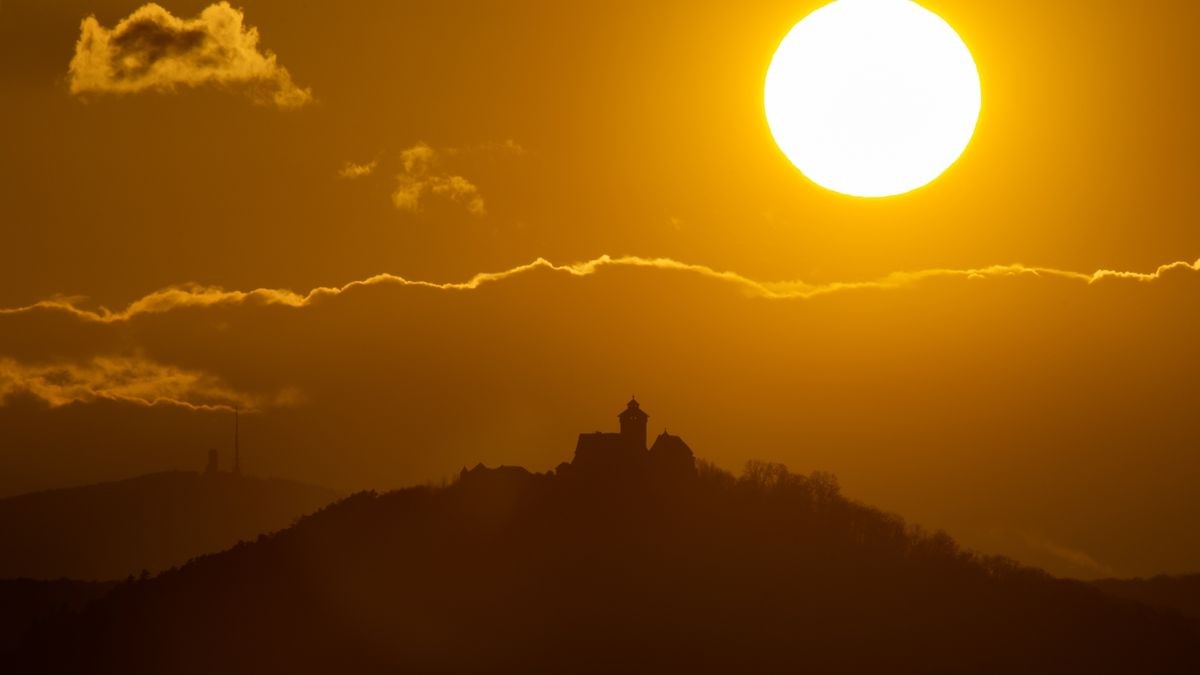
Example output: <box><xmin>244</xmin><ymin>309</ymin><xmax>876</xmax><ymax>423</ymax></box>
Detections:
<box><xmin>68</xmin><ymin>2</ymin><xmax>311</xmax><ymax>109</ymax></box>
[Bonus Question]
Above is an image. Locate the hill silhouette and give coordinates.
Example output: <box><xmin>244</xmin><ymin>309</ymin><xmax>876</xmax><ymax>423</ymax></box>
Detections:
<box><xmin>0</xmin><ymin>579</ymin><xmax>115</xmax><ymax>653</ymax></box>
<box><xmin>0</xmin><ymin>471</ymin><xmax>340</xmax><ymax>581</ymax></box>
<box><xmin>1093</xmin><ymin>574</ymin><xmax>1200</xmax><ymax>622</ymax></box>
<box><xmin>9</xmin><ymin>459</ymin><xmax>1198</xmax><ymax>674</ymax></box>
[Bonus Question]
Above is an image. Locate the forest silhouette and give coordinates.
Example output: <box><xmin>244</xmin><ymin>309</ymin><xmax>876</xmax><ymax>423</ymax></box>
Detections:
<box><xmin>8</xmin><ymin>447</ymin><xmax>1199</xmax><ymax>674</ymax></box>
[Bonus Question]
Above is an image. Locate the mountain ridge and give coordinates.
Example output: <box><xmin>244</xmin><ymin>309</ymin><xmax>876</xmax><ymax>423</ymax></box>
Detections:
<box><xmin>10</xmin><ymin>459</ymin><xmax>1198</xmax><ymax>674</ymax></box>
<box><xmin>0</xmin><ymin>470</ymin><xmax>340</xmax><ymax>580</ymax></box>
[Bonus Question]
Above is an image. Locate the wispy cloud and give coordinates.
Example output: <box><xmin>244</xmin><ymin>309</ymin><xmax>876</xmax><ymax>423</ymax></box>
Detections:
<box><xmin>340</xmin><ymin>140</ymin><xmax>523</xmax><ymax>214</ymax></box>
<box><xmin>392</xmin><ymin>142</ymin><xmax>486</xmax><ymax>216</ymax></box>
<box><xmin>1</xmin><ymin>256</ymin><xmax>1197</xmax><ymax>325</ymax></box>
<box><xmin>338</xmin><ymin>159</ymin><xmax>378</xmax><ymax>179</ymax></box>
<box><xmin>1019</xmin><ymin>532</ymin><xmax>1117</xmax><ymax>578</ymax></box>
<box><xmin>443</xmin><ymin>139</ymin><xmax>527</xmax><ymax>157</ymax></box>
<box><xmin>0</xmin><ymin>356</ymin><xmax>269</xmax><ymax>412</ymax></box>
<box><xmin>68</xmin><ymin>2</ymin><xmax>312</xmax><ymax>109</ymax></box>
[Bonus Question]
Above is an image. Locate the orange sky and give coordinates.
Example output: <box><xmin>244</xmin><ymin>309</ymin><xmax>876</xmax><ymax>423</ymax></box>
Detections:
<box><xmin>1</xmin><ymin>0</ymin><xmax>1198</xmax><ymax>579</ymax></box>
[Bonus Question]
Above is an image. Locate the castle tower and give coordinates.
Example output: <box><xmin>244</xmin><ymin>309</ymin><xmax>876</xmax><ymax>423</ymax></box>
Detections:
<box><xmin>232</xmin><ymin>407</ymin><xmax>242</xmax><ymax>476</ymax></box>
<box><xmin>618</xmin><ymin>397</ymin><xmax>649</xmax><ymax>452</ymax></box>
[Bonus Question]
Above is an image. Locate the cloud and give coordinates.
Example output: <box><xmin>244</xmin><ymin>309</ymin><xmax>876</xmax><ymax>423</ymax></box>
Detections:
<box><xmin>443</xmin><ymin>139</ymin><xmax>528</xmax><ymax>157</ymax></box>
<box><xmin>428</xmin><ymin>175</ymin><xmax>486</xmax><ymax>215</ymax></box>
<box><xmin>484</xmin><ymin>139</ymin><xmax>527</xmax><ymax>155</ymax></box>
<box><xmin>338</xmin><ymin>160</ymin><xmax>378</xmax><ymax>179</ymax></box>
<box><xmin>0</xmin><ymin>356</ymin><xmax>267</xmax><ymax>412</ymax></box>
<box><xmin>0</xmin><ymin>255</ymin><xmax>1197</xmax><ymax>325</ymax></box>
<box><xmin>342</xmin><ymin>140</ymin><xmax>521</xmax><ymax>213</ymax></box>
<box><xmin>1018</xmin><ymin>532</ymin><xmax>1117</xmax><ymax>578</ymax></box>
<box><xmin>392</xmin><ymin>143</ymin><xmax>486</xmax><ymax>216</ymax></box>
<box><xmin>68</xmin><ymin>2</ymin><xmax>312</xmax><ymax>109</ymax></box>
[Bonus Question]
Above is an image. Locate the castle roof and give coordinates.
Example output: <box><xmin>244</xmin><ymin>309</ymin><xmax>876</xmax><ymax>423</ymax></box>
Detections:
<box><xmin>649</xmin><ymin>431</ymin><xmax>691</xmax><ymax>456</ymax></box>
<box><xmin>618</xmin><ymin>397</ymin><xmax>648</xmax><ymax>420</ymax></box>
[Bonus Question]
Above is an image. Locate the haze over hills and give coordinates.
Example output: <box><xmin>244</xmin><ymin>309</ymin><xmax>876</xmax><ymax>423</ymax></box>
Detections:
<box><xmin>10</xmin><ymin>407</ymin><xmax>1198</xmax><ymax>674</ymax></box>
<box><xmin>2</xmin><ymin>1</ymin><xmax>1197</xmax><ymax>672</ymax></box>
<box><xmin>0</xmin><ymin>470</ymin><xmax>340</xmax><ymax>581</ymax></box>
<box><xmin>4</xmin><ymin>256</ymin><xmax>1199</xmax><ymax>579</ymax></box>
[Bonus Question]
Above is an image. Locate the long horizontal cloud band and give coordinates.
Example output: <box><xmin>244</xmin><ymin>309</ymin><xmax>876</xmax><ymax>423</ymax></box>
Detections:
<box><xmin>1</xmin><ymin>255</ymin><xmax>1197</xmax><ymax>325</ymax></box>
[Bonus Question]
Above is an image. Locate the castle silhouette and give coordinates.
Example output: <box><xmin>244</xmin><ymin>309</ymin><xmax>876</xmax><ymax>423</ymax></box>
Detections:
<box><xmin>462</xmin><ymin>398</ymin><xmax>695</xmax><ymax>483</ymax></box>
<box><xmin>568</xmin><ymin>398</ymin><xmax>695</xmax><ymax>478</ymax></box>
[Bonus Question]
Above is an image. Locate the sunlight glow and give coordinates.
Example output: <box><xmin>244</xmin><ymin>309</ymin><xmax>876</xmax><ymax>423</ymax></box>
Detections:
<box><xmin>765</xmin><ymin>0</ymin><xmax>981</xmax><ymax>198</ymax></box>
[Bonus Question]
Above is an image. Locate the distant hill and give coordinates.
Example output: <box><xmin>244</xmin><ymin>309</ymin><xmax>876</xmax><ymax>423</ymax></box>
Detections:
<box><xmin>10</xmin><ymin>461</ymin><xmax>1198</xmax><ymax>674</ymax></box>
<box><xmin>1094</xmin><ymin>575</ymin><xmax>1200</xmax><ymax>621</ymax></box>
<box><xmin>0</xmin><ymin>579</ymin><xmax>116</xmax><ymax>652</ymax></box>
<box><xmin>0</xmin><ymin>471</ymin><xmax>340</xmax><ymax>581</ymax></box>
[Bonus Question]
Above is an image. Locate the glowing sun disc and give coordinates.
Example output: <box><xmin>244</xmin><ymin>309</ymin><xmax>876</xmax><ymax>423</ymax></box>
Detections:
<box><xmin>765</xmin><ymin>0</ymin><xmax>981</xmax><ymax>197</ymax></box>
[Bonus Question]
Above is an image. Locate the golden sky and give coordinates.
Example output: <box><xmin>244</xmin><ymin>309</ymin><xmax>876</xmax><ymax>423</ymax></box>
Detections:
<box><xmin>1</xmin><ymin>0</ymin><xmax>1198</xmax><ymax>579</ymax></box>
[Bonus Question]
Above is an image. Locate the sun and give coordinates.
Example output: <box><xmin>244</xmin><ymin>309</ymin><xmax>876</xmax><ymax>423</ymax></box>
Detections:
<box><xmin>764</xmin><ymin>0</ymin><xmax>981</xmax><ymax>198</ymax></box>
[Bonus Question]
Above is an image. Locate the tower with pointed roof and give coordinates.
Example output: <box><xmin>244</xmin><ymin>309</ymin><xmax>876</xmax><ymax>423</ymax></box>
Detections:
<box><xmin>232</xmin><ymin>407</ymin><xmax>242</xmax><ymax>476</ymax></box>
<box><xmin>618</xmin><ymin>397</ymin><xmax>648</xmax><ymax>452</ymax></box>
<box><xmin>568</xmin><ymin>397</ymin><xmax>694</xmax><ymax>480</ymax></box>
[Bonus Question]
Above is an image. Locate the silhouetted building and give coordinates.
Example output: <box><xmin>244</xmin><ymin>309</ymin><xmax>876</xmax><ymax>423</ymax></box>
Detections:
<box><xmin>647</xmin><ymin>431</ymin><xmax>695</xmax><ymax>478</ymax></box>
<box><xmin>463</xmin><ymin>398</ymin><xmax>695</xmax><ymax>486</ymax></box>
<box><xmin>619</xmin><ymin>398</ymin><xmax>648</xmax><ymax>451</ymax></box>
<box><xmin>203</xmin><ymin>411</ymin><xmax>243</xmax><ymax>477</ymax></box>
<box><xmin>459</xmin><ymin>463</ymin><xmax>536</xmax><ymax>484</ymax></box>
<box><xmin>232</xmin><ymin>408</ymin><xmax>242</xmax><ymax>476</ymax></box>
<box><xmin>569</xmin><ymin>398</ymin><xmax>695</xmax><ymax>479</ymax></box>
